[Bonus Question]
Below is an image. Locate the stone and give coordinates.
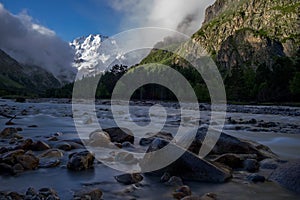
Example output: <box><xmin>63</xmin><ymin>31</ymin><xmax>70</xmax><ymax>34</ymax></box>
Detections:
<box><xmin>172</xmin><ymin>185</ymin><xmax>191</xmax><ymax>199</ymax></box>
<box><xmin>67</xmin><ymin>151</ymin><xmax>95</xmax><ymax>171</ymax></box>
<box><xmin>160</xmin><ymin>172</ymin><xmax>171</xmax><ymax>183</ymax></box>
<box><xmin>53</xmin><ymin>142</ymin><xmax>72</xmax><ymax>151</ymax></box>
<box><xmin>31</xmin><ymin>141</ymin><xmax>51</xmax><ymax>151</ymax></box>
<box><xmin>269</xmin><ymin>159</ymin><xmax>300</xmax><ymax>193</ymax></box>
<box><xmin>139</xmin><ymin>131</ymin><xmax>174</xmax><ymax>146</ymax></box>
<box><xmin>39</xmin><ymin>159</ymin><xmax>60</xmax><ymax>168</ymax></box>
<box><xmin>247</xmin><ymin>174</ymin><xmax>265</xmax><ymax>183</ymax></box>
<box><xmin>16</xmin><ymin>154</ymin><xmax>39</xmax><ymax>170</ymax></box>
<box><xmin>0</xmin><ymin>127</ymin><xmax>23</xmax><ymax>139</ymax></box>
<box><xmin>88</xmin><ymin>130</ymin><xmax>111</xmax><ymax>147</ymax></box>
<box><xmin>0</xmin><ymin>163</ymin><xmax>14</xmax><ymax>175</ymax></box>
<box><xmin>141</xmin><ymin>138</ymin><xmax>232</xmax><ymax>183</ymax></box>
<box><xmin>213</xmin><ymin>153</ymin><xmax>255</xmax><ymax>169</ymax></box>
<box><xmin>114</xmin><ymin>173</ymin><xmax>143</xmax><ymax>185</ymax></box>
<box><xmin>166</xmin><ymin>176</ymin><xmax>184</xmax><ymax>187</ymax></box>
<box><xmin>115</xmin><ymin>152</ymin><xmax>138</xmax><ymax>165</ymax></box>
<box><xmin>103</xmin><ymin>127</ymin><xmax>134</xmax><ymax>144</ymax></box>
<box><xmin>15</xmin><ymin>139</ymin><xmax>33</xmax><ymax>151</ymax></box>
<box><xmin>243</xmin><ymin>159</ymin><xmax>259</xmax><ymax>173</ymax></box>
<box><xmin>259</xmin><ymin>158</ymin><xmax>282</xmax><ymax>170</ymax></box>
<box><xmin>39</xmin><ymin>149</ymin><xmax>64</xmax><ymax>159</ymax></box>
<box><xmin>13</xmin><ymin>163</ymin><xmax>25</xmax><ymax>174</ymax></box>
<box><xmin>74</xmin><ymin>188</ymin><xmax>103</xmax><ymax>200</ymax></box>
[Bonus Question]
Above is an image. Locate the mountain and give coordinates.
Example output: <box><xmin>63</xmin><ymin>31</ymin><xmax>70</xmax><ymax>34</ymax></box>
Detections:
<box><xmin>139</xmin><ymin>0</ymin><xmax>300</xmax><ymax>102</ymax></box>
<box><xmin>0</xmin><ymin>49</ymin><xmax>61</xmax><ymax>96</ymax></box>
<box><xmin>70</xmin><ymin>34</ymin><xmax>150</xmax><ymax>79</ymax></box>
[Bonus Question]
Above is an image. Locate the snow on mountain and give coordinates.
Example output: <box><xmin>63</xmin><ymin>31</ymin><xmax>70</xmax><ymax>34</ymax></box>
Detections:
<box><xmin>70</xmin><ymin>34</ymin><xmax>150</xmax><ymax>79</ymax></box>
<box><xmin>70</xmin><ymin>34</ymin><xmax>123</xmax><ymax>79</ymax></box>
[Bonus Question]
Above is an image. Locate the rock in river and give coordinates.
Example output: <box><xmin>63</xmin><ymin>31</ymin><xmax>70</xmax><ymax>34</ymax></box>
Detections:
<box><xmin>67</xmin><ymin>151</ymin><xmax>95</xmax><ymax>171</ymax></box>
<box><xmin>269</xmin><ymin>159</ymin><xmax>300</xmax><ymax>193</ymax></box>
<box><xmin>141</xmin><ymin>138</ymin><xmax>232</xmax><ymax>183</ymax></box>
<box><xmin>115</xmin><ymin>173</ymin><xmax>143</xmax><ymax>185</ymax></box>
<box><xmin>103</xmin><ymin>127</ymin><xmax>134</xmax><ymax>144</ymax></box>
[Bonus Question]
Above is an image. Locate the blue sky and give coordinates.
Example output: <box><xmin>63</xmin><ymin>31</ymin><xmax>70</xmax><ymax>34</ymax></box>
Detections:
<box><xmin>1</xmin><ymin>0</ymin><xmax>123</xmax><ymax>41</ymax></box>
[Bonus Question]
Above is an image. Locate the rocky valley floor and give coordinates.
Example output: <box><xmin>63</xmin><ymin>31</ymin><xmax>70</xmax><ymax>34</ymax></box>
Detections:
<box><xmin>0</xmin><ymin>99</ymin><xmax>299</xmax><ymax>200</ymax></box>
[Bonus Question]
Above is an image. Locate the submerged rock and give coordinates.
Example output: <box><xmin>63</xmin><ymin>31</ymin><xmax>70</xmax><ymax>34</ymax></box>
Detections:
<box><xmin>139</xmin><ymin>131</ymin><xmax>174</xmax><ymax>146</ymax></box>
<box><xmin>31</xmin><ymin>141</ymin><xmax>51</xmax><ymax>151</ymax></box>
<box><xmin>103</xmin><ymin>127</ymin><xmax>134</xmax><ymax>144</ymax></box>
<box><xmin>247</xmin><ymin>174</ymin><xmax>265</xmax><ymax>183</ymax></box>
<box><xmin>269</xmin><ymin>159</ymin><xmax>300</xmax><ymax>193</ymax></box>
<box><xmin>67</xmin><ymin>151</ymin><xmax>95</xmax><ymax>171</ymax></box>
<box><xmin>172</xmin><ymin>185</ymin><xmax>192</xmax><ymax>199</ymax></box>
<box><xmin>114</xmin><ymin>173</ymin><xmax>143</xmax><ymax>185</ymax></box>
<box><xmin>0</xmin><ymin>127</ymin><xmax>23</xmax><ymax>139</ymax></box>
<box><xmin>88</xmin><ymin>130</ymin><xmax>111</xmax><ymax>147</ymax></box>
<box><xmin>73</xmin><ymin>188</ymin><xmax>103</xmax><ymax>200</ymax></box>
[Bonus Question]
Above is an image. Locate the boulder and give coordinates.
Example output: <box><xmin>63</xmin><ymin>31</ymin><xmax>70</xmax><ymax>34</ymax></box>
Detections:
<box><xmin>0</xmin><ymin>127</ymin><xmax>23</xmax><ymax>139</ymax></box>
<box><xmin>243</xmin><ymin>159</ymin><xmax>259</xmax><ymax>173</ymax></box>
<box><xmin>88</xmin><ymin>130</ymin><xmax>111</xmax><ymax>147</ymax></box>
<box><xmin>212</xmin><ymin>153</ymin><xmax>257</xmax><ymax>169</ymax></box>
<box><xmin>247</xmin><ymin>174</ymin><xmax>265</xmax><ymax>183</ymax></box>
<box><xmin>67</xmin><ymin>151</ymin><xmax>95</xmax><ymax>171</ymax></box>
<box><xmin>139</xmin><ymin>131</ymin><xmax>173</xmax><ymax>146</ymax></box>
<box><xmin>73</xmin><ymin>188</ymin><xmax>103</xmax><ymax>200</ymax></box>
<box><xmin>114</xmin><ymin>173</ymin><xmax>143</xmax><ymax>185</ymax></box>
<box><xmin>172</xmin><ymin>185</ymin><xmax>192</xmax><ymax>199</ymax></box>
<box><xmin>141</xmin><ymin>138</ymin><xmax>232</xmax><ymax>183</ymax></box>
<box><xmin>16</xmin><ymin>154</ymin><xmax>39</xmax><ymax>170</ymax></box>
<box><xmin>269</xmin><ymin>159</ymin><xmax>300</xmax><ymax>193</ymax></box>
<box><xmin>31</xmin><ymin>141</ymin><xmax>51</xmax><ymax>151</ymax></box>
<box><xmin>103</xmin><ymin>127</ymin><xmax>134</xmax><ymax>144</ymax></box>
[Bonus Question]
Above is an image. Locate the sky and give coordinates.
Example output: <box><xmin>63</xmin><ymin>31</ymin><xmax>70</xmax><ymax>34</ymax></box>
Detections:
<box><xmin>0</xmin><ymin>0</ymin><xmax>215</xmax><ymax>81</ymax></box>
<box><xmin>1</xmin><ymin>0</ymin><xmax>215</xmax><ymax>41</ymax></box>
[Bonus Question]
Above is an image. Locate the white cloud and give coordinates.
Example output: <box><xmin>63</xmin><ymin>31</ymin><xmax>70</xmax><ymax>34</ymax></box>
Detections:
<box><xmin>0</xmin><ymin>3</ymin><xmax>76</xmax><ymax>83</ymax></box>
<box><xmin>109</xmin><ymin>0</ymin><xmax>215</xmax><ymax>36</ymax></box>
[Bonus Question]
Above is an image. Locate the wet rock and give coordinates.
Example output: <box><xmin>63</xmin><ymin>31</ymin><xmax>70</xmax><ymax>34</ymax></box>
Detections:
<box><xmin>53</xmin><ymin>142</ymin><xmax>72</xmax><ymax>151</ymax></box>
<box><xmin>73</xmin><ymin>188</ymin><xmax>103</xmax><ymax>200</ymax></box>
<box><xmin>26</xmin><ymin>187</ymin><xmax>38</xmax><ymax>196</ymax></box>
<box><xmin>39</xmin><ymin>159</ymin><xmax>60</xmax><ymax>168</ymax></box>
<box><xmin>114</xmin><ymin>173</ymin><xmax>143</xmax><ymax>185</ymax></box>
<box><xmin>31</xmin><ymin>141</ymin><xmax>51</xmax><ymax>151</ymax></box>
<box><xmin>200</xmin><ymin>193</ymin><xmax>217</xmax><ymax>200</ymax></box>
<box><xmin>243</xmin><ymin>159</ymin><xmax>259</xmax><ymax>173</ymax></box>
<box><xmin>103</xmin><ymin>127</ymin><xmax>134</xmax><ymax>144</ymax></box>
<box><xmin>15</xmin><ymin>139</ymin><xmax>33</xmax><ymax>151</ymax></box>
<box><xmin>12</xmin><ymin>163</ymin><xmax>25</xmax><ymax>174</ymax></box>
<box><xmin>166</xmin><ymin>176</ymin><xmax>184</xmax><ymax>187</ymax></box>
<box><xmin>38</xmin><ymin>188</ymin><xmax>60</xmax><ymax>200</ymax></box>
<box><xmin>88</xmin><ymin>130</ymin><xmax>111</xmax><ymax>147</ymax></box>
<box><xmin>115</xmin><ymin>152</ymin><xmax>138</xmax><ymax>164</ymax></box>
<box><xmin>213</xmin><ymin>153</ymin><xmax>256</xmax><ymax>169</ymax></box>
<box><xmin>67</xmin><ymin>142</ymin><xmax>84</xmax><ymax>149</ymax></box>
<box><xmin>122</xmin><ymin>141</ymin><xmax>135</xmax><ymax>148</ymax></box>
<box><xmin>39</xmin><ymin>149</ymin><xmax>64</xmax><ymax>159</ymax></box>
<box><xmin>67</xmin><ymin>151</ymin><xmax>95</xmax><ymax>171</ymax></box>
<box><xmin>247</xmin><ymin>174</ymin><xmax>265</xmax><ymax>183</ymax></box>
<box><xmin>172</xmin><ymin>185</ymin><xmax>191</xmax><ymax>199</ymax></box>
<box><xmin>0</xmin><ymin>127</ymin><xmax>23</xmax><ymax>139</ymax></box>
<box><xmin>1</xmin><ymin>149</ymin><xmax>25</xmax><ymax>164</ymax></box>
<box><xmin>16</xmin><ymin>154</ymin><xmax>39</xmax><ymax>170</ymax></box>
<box><xmin>139</xmin><ymin>131</ymin><xmax>174</xmax><ymax>146</ymax></box>
<box><xmin>189</xmin><ymin>128</ymin><xmax>277</xmax><ymax>160</ymax></box>
<box><xmin>260</xmin><ymin>158</ymin><xmax>282</xmax><ymax>169</ymax></box>
<box><xmin>142</xmin><ymin>138</ymin><xmax>232</xmax><ymax>183</ymax></box>
<box><xmin>160</xmin><ymin>172</ymin><xmax>171</xmax><ymax>183</ymax></box>
<box><xmin>0</xmin><ymin>163</ymin><xmax>14</xmax><ymax>175</ymax></box>
<box><xmin>269</xmin><ymin>159</ymin><xmax>300</xmax><ymax>193</ymax></box>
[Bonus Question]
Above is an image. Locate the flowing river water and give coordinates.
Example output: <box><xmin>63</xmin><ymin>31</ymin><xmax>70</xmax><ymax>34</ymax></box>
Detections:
<box><xmin>0</xmin><ymin>99</ymin><xmax>299</xmax><ymax>199</ymax></box>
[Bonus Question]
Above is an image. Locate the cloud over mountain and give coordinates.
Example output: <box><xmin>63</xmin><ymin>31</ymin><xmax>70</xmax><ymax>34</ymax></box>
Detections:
<box><xmin>109</xmin><ymin>0</ymin><xmax>215</xmax><ymax>36</ymax></box>
<box><xmin>0</xmin><ymin>3</ymin><xmax>76</xmax><ymax>82</ymax></box>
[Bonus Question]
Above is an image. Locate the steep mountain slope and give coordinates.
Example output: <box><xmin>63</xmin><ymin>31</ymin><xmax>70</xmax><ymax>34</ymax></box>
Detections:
<box><xmin>0</xmin><ymin>49</ymin><xmax>61</xmax><ymax>96</ymax></box>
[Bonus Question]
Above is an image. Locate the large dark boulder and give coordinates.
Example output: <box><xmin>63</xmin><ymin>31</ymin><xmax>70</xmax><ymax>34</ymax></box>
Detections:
<box><xmin>103</xmin><ymin>127</ymin><xmax>134</xmax><ymax>144</ymax></box>
<box><xmin>67</xmin><ymin>151</ymin><xmax>95</xmax><ymax>171</ymax></box>
<box><xmin>269</xmin><ymin>159</ymin><xmax>300</xmax><ymax>193</ymax></box>
<box><xmin>141</xmin><ymin>138</ymin><xmax>232</xmax><ymax>183</ymax></box>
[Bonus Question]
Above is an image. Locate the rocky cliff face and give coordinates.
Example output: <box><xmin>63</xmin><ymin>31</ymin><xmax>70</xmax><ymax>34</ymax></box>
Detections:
<box><xmin>196</xmin><ymin>0</ymin><xmax>299</xmax><ymax>54</ymax></box>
